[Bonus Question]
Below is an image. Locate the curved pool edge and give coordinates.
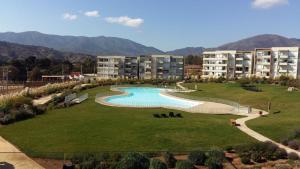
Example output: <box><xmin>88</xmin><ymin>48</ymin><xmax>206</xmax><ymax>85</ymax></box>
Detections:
<box><xmin>95</xmin><ymin>87</ymin><xmax>238</xmax><ymax>115</ymax></box>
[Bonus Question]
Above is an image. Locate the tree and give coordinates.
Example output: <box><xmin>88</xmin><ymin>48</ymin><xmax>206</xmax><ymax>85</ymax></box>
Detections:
<box><xmin>28</xmin><ymin>67</ymin><xmax>42</xmax><ymax>81</ymax></box>
<box><xmin>25</xmin><ymin>56</ymin><xmax>36</xmax><ymax>71</ymax></box>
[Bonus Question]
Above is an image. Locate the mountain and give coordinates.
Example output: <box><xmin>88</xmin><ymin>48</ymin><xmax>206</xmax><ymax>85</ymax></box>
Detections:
<box><xmin>0</xmin><ymin>31</ymin><xmax>164</xmax><ymax>56</ymax></box>
<box><xmin>167</xmin><ymin>47</ymin><xmax>205</xmax><ymax>56</ymax></box>
<box><xmin>217</xmin><ymin>34</ymin><xmax>300</xmax><ymax>50</ymax></box>
<box><xmin>0</xmin><ymin>41</ymin><xmax>94</xmax><ymax>63</ymax></box>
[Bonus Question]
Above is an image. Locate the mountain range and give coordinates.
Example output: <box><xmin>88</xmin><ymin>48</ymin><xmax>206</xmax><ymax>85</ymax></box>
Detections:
<box><xmin>0</xmin><ymin>31</ymin><xmax>300</xmax><ymax>62</ymax></box>
<box><xmin>0</xmin><ymin>41</ymin><xmax>93</xmax><ymax>63</ymax></box>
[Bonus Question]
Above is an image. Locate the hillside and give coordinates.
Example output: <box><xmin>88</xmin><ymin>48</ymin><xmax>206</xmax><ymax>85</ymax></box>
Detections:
<box><xmin>217</xmin><ymin>34</ymin><xmax>300</xmax><ymax>50</ymax></box>
<box><xmin>0</xmin><ymin>31</ymin><xmax>164</xmax><ymax>56</ymax></box>
<box><xmin>0</xmin><ymin>41</ymin><xmax>94</xmax><ymax>63</ymax></box>
<box><xmin>167</xmin><ymin>47</ymin><xmax>205</xmax><ymax>56</ymax></box>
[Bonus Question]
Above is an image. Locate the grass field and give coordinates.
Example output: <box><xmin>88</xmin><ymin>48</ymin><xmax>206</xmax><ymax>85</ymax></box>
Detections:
<box><xmin>0</xmin><ymin>86</ymin><xmax>254</xmax><ymax>158</ymax></box>
<box><xmin>181</xmin><ymin>82</ymin><xmax>300</xmax><ymax>142</ymax></box>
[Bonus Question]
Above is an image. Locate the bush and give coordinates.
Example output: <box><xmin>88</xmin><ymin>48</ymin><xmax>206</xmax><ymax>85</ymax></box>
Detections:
<box><xmin>0</xmin><ymin>114</ymin><xmax>15</xmax><ymax>125</ymax></box>
<box><xmin>240</xmin><ymin>155</ymin><xmax>251</xmax><ymax>165</ymax></box>
<box><xmin>287</xmin><ymin>140</ymin><xmax>300</xmax><ymax>150</ymax></box>
<box><xmin>115</xmin><ymin>152</ymin><xmax>149</xmax><ymax>169</ymax></box>
<box><xmin>251</xmin><ymin>151</ymin><xmax>264</xmax><ymax>163</ymax></box>
<box><xmin>163</xmin><ymin>152</ymin><xmax>177</xmax><ymax>168</ymax></box>
<box><xmin>149</xmin><ymin>159</ymin><xmax>167</xmax><ymax>169</ymax></box>
<box><xmin>273</xmin><ymin>148</ymin><xmax>287</xmax><ymax>160</ymax></box>
<box><xmin>175</xmin><ymin>160</ymin><xmax>195</xmax><ymax>169</ymax></box>
<box><xmin>280</xmin><ymin>138</ymin><xmax>289</xmax><ymax>146</ymax></box>
<box><xmin>33</xmin><ymin>105</ymin><xmax>47</xmax><ymax>115</ymax></box>
<box><xmin>287</xmin><ymin>152</ymin><xmax>299</xmax><ymax>160</ymax></box>
<box><xmin>71</xmin><ymin>153</ymin><xmax>101</xmax><ymax>169</ymax></box>
<box><xmin>224</xmin><ymin>146</ymin><xmax>234</xmax><ymax>153</ymax></box>
<box><xmin>205</xmin><ymin>148</ymin><xmax>224</xmax><ymax>169</ymax></box>
<box><xmin>188</xmin><ymin>150</ymin><xmax>207</xmax><ymax>165</ymax></box>
<box><xmin>263</xmin><ymin>142</ymin><xmax>279</xmax><ymax>160</ymax></box>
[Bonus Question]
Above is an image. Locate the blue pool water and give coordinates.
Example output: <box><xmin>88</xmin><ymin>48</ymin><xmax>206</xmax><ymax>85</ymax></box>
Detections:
<box><xmin>105</xmin><ymin>87</ymin><xmax>200</xmax><ymax>108</ymax></box>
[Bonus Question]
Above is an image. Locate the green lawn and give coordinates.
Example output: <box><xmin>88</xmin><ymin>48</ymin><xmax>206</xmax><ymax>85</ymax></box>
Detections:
<box><xmin>0</xmin><ymin>86</ymin><xmax>253</xmax><ymax>158</ymax></box>
<box><xmin>180</xmin><ymin>83</ymin><xmax>300</xmax><ymax>142</ymax></box>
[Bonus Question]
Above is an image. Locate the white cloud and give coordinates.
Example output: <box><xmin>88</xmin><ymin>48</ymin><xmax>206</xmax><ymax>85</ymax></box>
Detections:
<box><xmin>105</xmin><ymin>16</ymin><xmax>144</xmax><ymax>28</ymax></box>
<box><xmin>252</xmin><ymin>0</ymin><xmax>289</xmax><ymax>9</ymax></box>
<box><xmin>62</xmin><ymin>13</ymin><xmax>77</xmax><ymax>20</ymax></box>
<box><xmin>84</xmin><ymin>10</ymin><xmax>100</xmax><ymax>17</ymax></box>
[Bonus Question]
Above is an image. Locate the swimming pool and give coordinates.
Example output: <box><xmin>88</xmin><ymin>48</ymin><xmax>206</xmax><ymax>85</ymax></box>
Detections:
<box><xmin>105</xmin><ymin>87</ymin><xmax>201</xmax><ymax>108</ymax></box>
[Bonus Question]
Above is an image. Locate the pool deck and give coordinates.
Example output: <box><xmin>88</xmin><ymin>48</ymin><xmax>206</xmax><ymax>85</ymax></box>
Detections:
<box><xmin>96</xmin><ymin>87</ymin><xmax>237</xmax><ymax>115</ymax></box>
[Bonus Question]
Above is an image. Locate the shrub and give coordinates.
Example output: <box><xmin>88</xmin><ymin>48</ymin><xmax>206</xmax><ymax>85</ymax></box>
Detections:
<box><xmin>287</xmin><ymin>140</ymin><xmax>300</xmax><ymax>150</ymax></box>
<box><xmin>273</xmin><ymin>148</ymin><xmax>287</xmax><ymax>160</ymax></box>
<box><xmin>188</xmin><ymin>150</ymin><xmax>207</xmax><ymax>165</ymax></box>
<box><xmin>163</xmin><ymin>152</ymin><xmax>177</xmax><ymax>168</ymax></box>
<box><xmin>149</xmin><ymin>159</ymin><xmax>167</xmax><ymax>169</ymax></box>
<box><xmin>115</xmin><ymin>152</ymin><xmax>149</xmax><ymax>169</ymax></box>
<box><xmin>251</xmin><ymin>151</ymin><xmax>264</xmax><ymax>163</ymax></box>
<box><xmin>175</xmin><ymin>160</ymin><xmax>195</xmax><ymax>169</ymax></box>
<box><xmin>280</xmin><ymin>138</ymin><xmax>289</xmax><ymax>146</ymax></box>
<box><xmin>33</xmin><ymin>105</ymin><xmax>47</xmax><ymax>115</ymax></box>
<box><xmin>263</xmin><ymin>142</ymin><xmax>279</xmax><ymax>160</ymax></box>
<box><xmin>169</xmin><ymin>112</ymin><xmax>175</xmax><ymax>117</ymax></box>
<box><xmin>287</xmin><ymin>152</ymin><xmax>299</xmax><ymax>160</ymax></box>
<box><xmin>205</xmin><ymin>148</ymin><xmax>224</xmax><ymax>169</ymax></box>
<box><xmin>0</xmin><ymin>114</ymin><xmax>15</xmax><ymax>125</ymax></box>
<box><xmin>224</xmin><ymin>146</ymin><xmax>234</xmax><ymax>153</ymax></box>
<box><xmin>240</xmin><ymin>155</ymin><xmax>251</xmax><ymax>165</ymax></box>
<box><xmin>71</xmin><ymin>153</ymin><xmax>101</xmax><ymax>169</ymax></box>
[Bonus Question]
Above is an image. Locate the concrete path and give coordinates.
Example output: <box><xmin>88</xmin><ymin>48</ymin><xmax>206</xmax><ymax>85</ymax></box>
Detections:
<box><xmin>235</xmin><ymin>110</ymin><xmax>300</xmax><ymax>156</ymax></box>
<box><xmin>33</xmin><ymin>93</ymin><xmax>62</xmax><ymax>106</ymax></box>
<box><xmin>0</xmin><ymin>137</ymin><xmax>44</xmax><ymax>169</ymax></box>
<box><xmin>176</xmin><ymin>81</ymin><xmax>187</xmax><ymax>90</ymax></box>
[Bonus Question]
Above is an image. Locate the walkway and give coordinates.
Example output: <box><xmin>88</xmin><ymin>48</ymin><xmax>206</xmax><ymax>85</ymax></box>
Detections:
<box><xmin>235</xmin><ymin>110</ymin><xmax>300</xmax><ymax>156</ymax></box>
<box><xmin>33</xmin><ymin>93</ymin><xmax>62</xmax><ymax>106</ymax></box>
<box><xmin>0</xmin><ymin>137</ymin><xmax>44</xmax><ymax>169</ymax></box>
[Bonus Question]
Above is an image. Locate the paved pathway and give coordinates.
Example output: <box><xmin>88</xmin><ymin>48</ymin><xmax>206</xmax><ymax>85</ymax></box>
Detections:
<box><xmin>235</xmin><ymin>110</ymin><xmax>300</xmax><ymax>156</ymax></box>
<box><xmin>0</xmin><ymin>137</ymin><xmax>44</xmax><ymax>169</ymax></box>
<box><xmin>32</xmin><ymin>93</ymin><xmax>62</xmax><ymax>106</ymax></box>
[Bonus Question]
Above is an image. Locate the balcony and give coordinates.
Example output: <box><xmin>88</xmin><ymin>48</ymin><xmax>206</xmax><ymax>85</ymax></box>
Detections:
<box><xmin>203</xmin><ymin>63</ymin><xmax>227</xmax><ymax>67</ymax></box>
<box><xmin>279</xmin><ymin>55</ymin><xmax>289</xmax><ymax>59</ymax></box>
<box><xmin>203</xmin><ymin>57</ymin><xmax>228</xmax><ymax>61</ymax></box>
<box><xmin>235</xmin><ymin>64</ymin><xmax>243</xmax><ymax>67</ymax></box>
<box><xmin>236</xmin><ymin>58</ymin><xmax>243</xmax><ymax>61</ymax></box>
<box><xmin>262</xmin><ymin>69</ymin><xmax>270</xmax><ymax>72</ymax></box>
<box><xmin>235</xmin><ymin>71</ymin><xmax>243</xmax><ymax>74</ymax></box>
<box><xmin>279</xmin><ymin>69</ymin><xmax>288</xmax><ymax>73</ymax></box>
<box><xmin>261</xmin><ymin>62</ymin><xmax>271</xmax><ymax>65</ymax></box>
<box><xmin>279</xmin><ymin>62</ymin><xmax>288</xmax><ymax>66</ymax></box>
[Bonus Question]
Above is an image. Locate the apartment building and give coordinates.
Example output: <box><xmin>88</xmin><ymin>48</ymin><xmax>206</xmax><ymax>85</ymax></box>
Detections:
<box><xmin>254</xmin><ymin>47</ymin><xmax>300</xmax><ymax>79</ymax></box>
<box><xmin>202</xmin><ymin>50</ymin><xmax>236</xmax><ymax>79</ymax></box>
<box><xmin>272</xmin><ymin>47</ymin><xmax>300</xmax><ymax>79</ymax></box>
<box><xmin>97</xmin><ymin>55</ymin><xmax>184</xmax><ymax>80</ymax></box>
<box><xmin>97</xmin><ymin>56</ymin><xmax>125</xmax><ymax>79</ymax></box>
<box><xmin>254</xmin><ymin>48</ymin><xmax>273</xmax><ymax>78</ymax></box>
<box><xmin>235</xmin><ymin>51</ymin><xmax>254</xmax><ymax>78</ymax></box>
<box><xmin>202</xmin><ymin>47</ymin><xmax>300</xmax><ymax>79</ymax></box>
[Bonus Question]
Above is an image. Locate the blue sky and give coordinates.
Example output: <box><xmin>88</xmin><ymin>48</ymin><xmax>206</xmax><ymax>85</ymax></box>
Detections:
<box><xmin>0</xmin><ymin>0</ymin><xmax>299</xmax><ymax>51</ymax></box>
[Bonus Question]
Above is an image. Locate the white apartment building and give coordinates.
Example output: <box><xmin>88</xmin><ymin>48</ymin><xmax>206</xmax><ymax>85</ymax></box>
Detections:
<box><xmin>254</xmin><ymin>47</ymin><xmax>300</xmax><ymax>79</ymax></box>
<box><xmin>202</xmin><ymin>51</ymin><xmax>236</xmax><ymax>79</ymax></box>
<box><xmin>97</xmin><ymin>56</ymin><xmax>125</xmax><ymax>79</ymax></box>
<box><xmin>254</xmin><ymin>48</ymin><xmax>273</xmax><ymax>78</ymax></box>
<box><xmin>272</xmin><ymin>47</ymin><xmax>300</xmax><ymax>79</ymax></box>
<box><xmin>203</xmin><ymin>47</ymin><xmax>300</xmax><ymax>79</ymax></box>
